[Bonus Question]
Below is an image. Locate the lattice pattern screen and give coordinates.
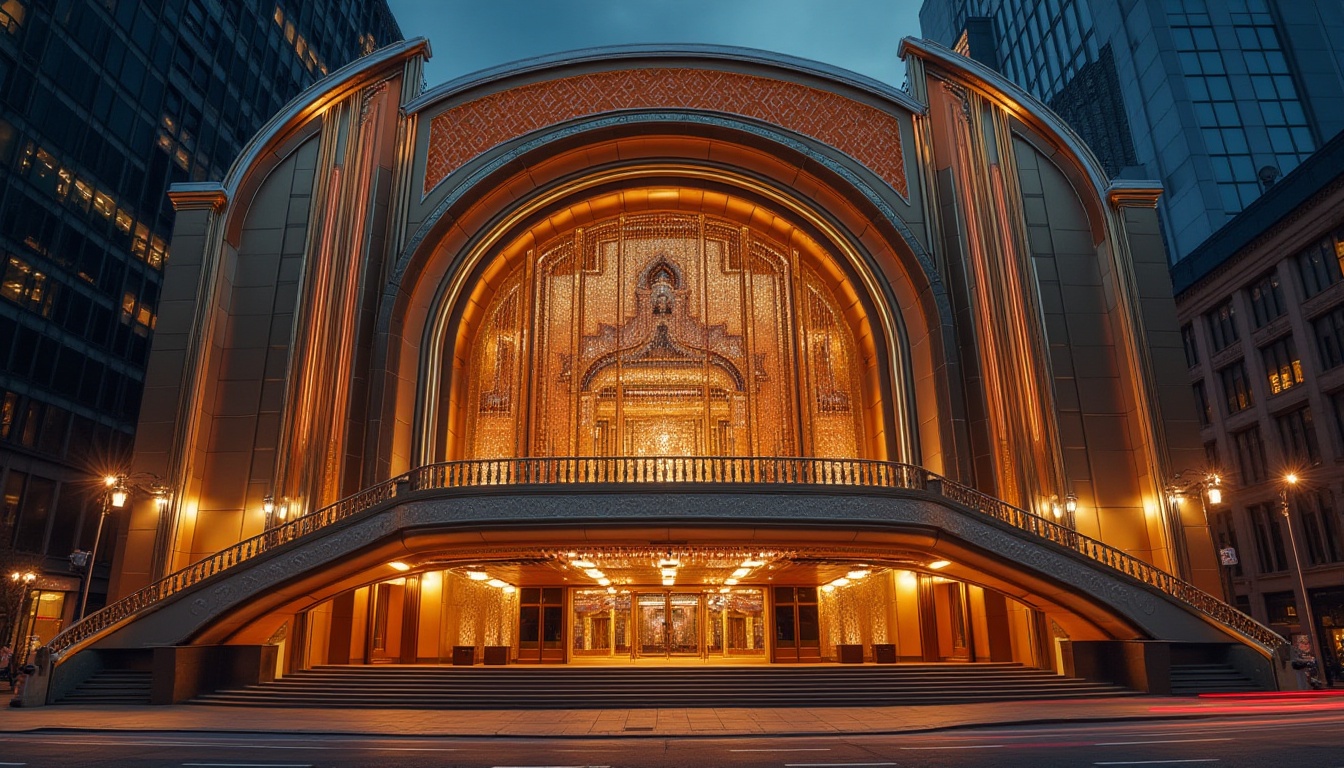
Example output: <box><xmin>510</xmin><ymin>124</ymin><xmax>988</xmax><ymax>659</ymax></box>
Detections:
<box><xmin>464</xmin><ymin>212</ymin><xmax>865</xmax><ymax>459</ymax></box>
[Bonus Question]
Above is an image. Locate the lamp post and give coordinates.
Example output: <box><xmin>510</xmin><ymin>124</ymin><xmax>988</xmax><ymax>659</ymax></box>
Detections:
<box><xmin>8</xmin><ymin>571</ymin><xmax>36</xmax><ymax>663</ymax></box>
<box><xmin>1280</xmin><ymin>473</ymin><xmax>1325</xmax><ymax>683</ymax></box>
<box><xmin>1165</xmin><ymin>470</ymin><xmax>1225</xmax><ymax>590</ymax></box>
<box><xmin>76</xmin><ymin>476</ymin><xmax>124</xmax><ymax>621</ymax></box>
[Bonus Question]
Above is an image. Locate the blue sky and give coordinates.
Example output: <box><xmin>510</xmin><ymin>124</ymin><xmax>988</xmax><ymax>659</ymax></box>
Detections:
<box><xmin>385</xmin><ymin>0</ymin><xmax>925</xmax><ymax>88</ymax></box>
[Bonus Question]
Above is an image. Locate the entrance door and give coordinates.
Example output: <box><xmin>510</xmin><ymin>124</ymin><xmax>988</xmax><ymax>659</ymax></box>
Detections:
<box><xmin>772</xmin><ymin>586</ymin><xmax>821</xmax><ymax>661</ymax></box>
<box><xmin>636</xmin><ymin>592</ymin><xmax>701</xmax><ymax>657</ymax></box>
<box><xmin>518</xmin><ymin>587</ymin><xmax>565</xmax><ymax>662</ymax></box>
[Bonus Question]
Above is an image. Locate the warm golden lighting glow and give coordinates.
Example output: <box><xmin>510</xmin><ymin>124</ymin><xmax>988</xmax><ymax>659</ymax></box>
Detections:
<box><xmin>1207</xmin><ymin>487</ymin><xmax>1222</xmax><ymax>505</ymax></box>
<box><xmin>1285</xmin><ymin>473</ymin><xmax>1299</xmax><ymax>486</ymax></box>
<box><xmin>731</xmin><ymin>568</ymin><xmax>750</xmax><ymax>579</ymax></box>
<box><xmin>463</xmin><ymin>209</ymin><xmax>866</xmax><ymax>461</ymax></box>
<box><xmin>110</xmin><ymin>486</ymin><xmax>129</xmax><ymax>508</ymax></box>
<box><xmin>928</xmin><ymin>560</ymin><xmax>951</xmax><ymax>570</ymax></box>
<box><xmin>466</xmin><ymin>571</ymin><xmax>489</xmax><ymax>581</ymax></box>
<box><xmin>388</xmin><ymin>562</ymin><xmax>411</xmax><ymax>572</ymax></box>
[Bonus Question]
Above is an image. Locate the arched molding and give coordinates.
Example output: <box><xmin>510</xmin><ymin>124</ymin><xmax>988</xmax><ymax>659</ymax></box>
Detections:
<box><xmin>377</xmin><ymin>113</ymin><xmax>957</xmax><ymax>478</ymax></box>
<box><xmin>210</xmin><ymin>38</ymin><xmax>430</xmax><ymax>246</ymax></box>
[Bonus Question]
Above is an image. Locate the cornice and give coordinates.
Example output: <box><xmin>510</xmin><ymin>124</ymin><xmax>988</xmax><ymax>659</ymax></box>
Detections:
<box><xmin>1107</xmin><ymin>181</ymin><xmax>1164</xmax><ymax>208</ymax></box>
<box><xmin>167</xmin><ymin>183</ymin><xmax>228</xmax><ymax>212</ymax></box>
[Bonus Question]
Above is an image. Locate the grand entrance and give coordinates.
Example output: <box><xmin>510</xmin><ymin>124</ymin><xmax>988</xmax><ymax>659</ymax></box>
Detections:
<box><xmin>571</xmin><ymin>588</ymin><xmax>767</xmax><ymax>662</ymax></box>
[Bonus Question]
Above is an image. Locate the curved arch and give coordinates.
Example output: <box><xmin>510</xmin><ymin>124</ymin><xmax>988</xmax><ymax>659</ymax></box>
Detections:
<box><xmin>411</xmin><ymin>163</ymin><xmax>920</xmax><ymax>468</ymax></box>
<box><xmin>382</xmin><ymin>114</ymin><xmax>959</xmax><ymax>479</ymax></box>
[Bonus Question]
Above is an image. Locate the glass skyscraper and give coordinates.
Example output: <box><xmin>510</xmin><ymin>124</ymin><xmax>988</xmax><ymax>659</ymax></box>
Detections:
<box><xmin>919</xmin><ymin>0</ymin><xmax>1344</xmax><ymax>262</ymax></box>
<box><xmin>0</xmin><ymin>0</ymin><xmax>400</xmax><ymax>639</ymax></box>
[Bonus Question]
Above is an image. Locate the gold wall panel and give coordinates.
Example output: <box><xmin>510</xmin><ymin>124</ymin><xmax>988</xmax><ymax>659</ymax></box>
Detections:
<box><xmin>462</xmin><ymin>211</ymin><xmax>867</xmax><ymax>459</ymax></box>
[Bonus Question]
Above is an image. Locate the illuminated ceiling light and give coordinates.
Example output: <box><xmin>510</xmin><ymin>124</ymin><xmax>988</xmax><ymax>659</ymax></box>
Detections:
<box><xmin>662</xmin><ymin>577</ymin><xmax>675</xmax><ymax>586</ymax></box>
<box><xmin>725</xmin><ymin>578</ymin><xmax>739</xmax><ymax>585</ymax></box>
<box><xmin>719</xmin><ymin>587</ymin><xmax>731</xmax><ymax>593</ymax></box>
<box><xmin>572</xmin><ymin>559</ymin><xmax>596</xmax><ymax>568</ymax></box>
<box><xmin>466</xmin><ymin>571</ymin><xmax>489</xmax><ymax>581</ymax></box>
<box><xmin>898</xmin><ymin>571</ymin><xmax>918</xmax><ymax>588</ymax></box>
<box><xmin>741</xmin><ymin>559</ymin><xmax>765</xmax><ymax>567</ymax></box>
<box><xmin>731</xmin><ymin>568</ymin><xmax>750</xmax><ymax>579</ymax></box>
<box><xmin>660</xmin><ymin>568</ymin><xmax>678</xmax><ymax>579</ymax></box>
<box><xmin>821</xmin><ymin>584</ymin><xmax>835</xmax><ymax>593</ymax></box>
<box><xmin>598</xmin><ymin>578</ymin><xmax>611</xmax><ymax>586</ymax></box>
<box><xmin>502</xmin><ymin>585</ymin><xmax>517</xmax><ymax>594</ymax></box>
<box><xmin>846</xmin><ymin>569</ymin><xmax>869</xmax><ymax>580</ymax></box>
<box><xmin>1207</xmin><ymin>486</ymin><xmax>1222</xmax><ymax>505</ymax></box>
<box><xmin>831</xmin><ymin>577</ymin><xmax>850</xmax><ymax>588</ymax></box>
<box><xmin>584</xmin><ymin>569</ymin><xmax>605</xmax><ymax>579</ymax></box>
<box><xmin>928</xmin><ymin>560</ymin><xmax>951</xmax><ymax>570</ymax></box>
<box><xmin>658</xmin><ymin>557</ymin><xmax>680</xmax><ymax>568</ymax></box>
<box><xmin>607</xmin><ymin>587</ymin><xmax>617</xmax><ymax>594</ymax></box>
<box><xmin>388</xmin><ymin>562</ymin><xmax>411</xmax><ymax>572</ymax></box>
<box><xmin>487</xmin><ymin>579</ymin><xmax>508</xmax><ymax>588</ymax></box>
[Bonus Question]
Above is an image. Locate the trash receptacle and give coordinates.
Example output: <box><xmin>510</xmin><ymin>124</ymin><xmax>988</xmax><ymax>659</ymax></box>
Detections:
<box><xmin>873</xmin><ymin>643</ymin><xmax>897</xmax><ymax>664</ymax></box>
<box><xmin>452</xmin><ymin>645</ymin><xmax>476</xmax><ymax>666</ymax></box>
<box><xmin>484</xmin><ymin>646</ymin><xmax>510</xmax><ymax>665</ymax></box>
<box><xmin>836</xmin><ymin>644</ymin><xmax>864</xmax><ymax>663</ymax></box>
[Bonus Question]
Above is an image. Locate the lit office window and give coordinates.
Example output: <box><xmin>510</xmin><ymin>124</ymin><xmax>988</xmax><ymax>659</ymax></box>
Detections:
<box><xmin>1259</xmin><ymin>336</ymin><xmax>1303</xmax><ymax>395</ymax></box>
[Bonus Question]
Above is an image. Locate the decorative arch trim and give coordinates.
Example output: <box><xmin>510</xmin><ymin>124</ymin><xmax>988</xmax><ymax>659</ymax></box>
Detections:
<box><xmin>422</xmin><ymin>67</ymin><xmax>909</xmax><ymax>198</ymax></box>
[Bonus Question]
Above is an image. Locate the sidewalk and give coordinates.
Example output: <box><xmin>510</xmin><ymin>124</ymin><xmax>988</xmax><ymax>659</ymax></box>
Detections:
<box><xmin>2</xmin><ymin>693</ymin><xmax>1343</xmax><ymax>738</ymax></box>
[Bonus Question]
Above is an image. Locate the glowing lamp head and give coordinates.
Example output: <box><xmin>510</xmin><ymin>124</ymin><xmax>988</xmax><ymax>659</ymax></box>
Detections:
<box><xmin>1285</xmin><ymin>473</ymin><xmax>1299</xmax><ymax>486</ymax></box>
<box><xmin>1207</xmin><ymin>487</ymin><xmax>1222</xmax><ymax>505</ymax></box>
<box><xmin>110</xmin><ymin>486</ymin><xmax>129</xmax><ymax>508</ymax></box>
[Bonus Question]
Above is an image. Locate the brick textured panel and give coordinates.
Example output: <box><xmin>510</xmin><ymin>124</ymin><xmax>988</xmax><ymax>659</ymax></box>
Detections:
<box><xmin>424</xmin><ymin>68</ymin><xmax>906</xmax><ymax>197</ymax></box>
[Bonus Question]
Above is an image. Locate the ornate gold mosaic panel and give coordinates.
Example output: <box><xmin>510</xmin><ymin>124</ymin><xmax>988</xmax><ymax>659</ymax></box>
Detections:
<box><xmin>463</xmin><ymin>211</ymin><xmax>866</xmax><ymax>459</ymax></box>
<box><xmin>424</xmin><ymin>68</ymin><xmax>907</xmax><ymax>197</ymax></box>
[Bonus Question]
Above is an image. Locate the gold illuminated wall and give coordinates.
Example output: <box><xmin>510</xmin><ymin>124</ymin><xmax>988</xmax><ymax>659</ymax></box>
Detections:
<box><xmin>462</xmin><ymin>211</ymin><xmax>868</xmax><ymax>459</ymax></box>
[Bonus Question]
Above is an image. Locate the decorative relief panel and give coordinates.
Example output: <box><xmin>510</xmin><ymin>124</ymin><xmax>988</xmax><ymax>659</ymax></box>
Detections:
<box><xmin>424</xmin><ymin>68</ymin><xmax>907</xmax><ymax>197</ymax></box>
<box><xmin>464</xmin><ymin>211</ymin><xmax>865</xmax><ymax>460</ymax></box>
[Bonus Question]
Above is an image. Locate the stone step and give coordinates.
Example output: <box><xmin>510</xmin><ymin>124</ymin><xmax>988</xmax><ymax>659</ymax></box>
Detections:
<box><xmin>192</xmin><ymin>663</ymin><xmax>1134</xmax><ymax>709</ymax></box>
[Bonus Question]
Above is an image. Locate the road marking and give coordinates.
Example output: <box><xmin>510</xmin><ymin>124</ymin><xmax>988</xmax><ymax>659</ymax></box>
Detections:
<box><xmin>1096</xmin><ymin>738</ymin><xmax>1232</xmax><ymax>746</ymax></box>
<box><xmin>182</xmin><ymin>764</ymin><xmax>314</xmax><ymax>768</ymax></box>
<box><xmin>1093</xmin><ymin>761</ymin><xmax>1219</xmax><ymax>766</ymax></box>
<box><xmin>900</xmin><ymin>744</ymin><xmax>1005</xmax><ymax>750</ymax></box>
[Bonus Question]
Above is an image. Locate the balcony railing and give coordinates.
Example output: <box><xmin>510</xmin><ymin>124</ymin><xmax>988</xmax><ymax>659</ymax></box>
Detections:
<box><xmin>46</xmin><ymin>456</ymin><xmax>1284</xmax><ymax>659</ymax></box>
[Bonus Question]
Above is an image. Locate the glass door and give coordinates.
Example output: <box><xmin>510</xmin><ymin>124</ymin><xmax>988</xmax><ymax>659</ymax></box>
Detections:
<box><xmin>636</xmin><ymin>591</ymin><xmax>702</xmax><ymax>658</ymax></box>
<box><xmin>772</xmin><ymin>586</ymin><xmax>821</xmax><ymax>661</ymax></box>
<box><xmin>518</xmin><ymin>587</ymin><xmax>565</xmax><ymax>662</ymax></box>
<box><xmin>667</xmin><ymin>593</ymin><xmax>700</xmax><ymax>655</ymax></box>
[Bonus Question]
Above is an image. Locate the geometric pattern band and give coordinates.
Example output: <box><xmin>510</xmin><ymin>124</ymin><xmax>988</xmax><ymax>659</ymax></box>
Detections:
<box><xmin>425</xmin><ymin>67</ymin><xmax>906</xmax><ymax>197</ymax></box>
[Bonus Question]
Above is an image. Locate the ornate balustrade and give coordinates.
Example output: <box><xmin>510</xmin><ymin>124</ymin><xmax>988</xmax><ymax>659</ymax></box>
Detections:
<box><xmin>46</xmin><ymin>456</ymin><xmax>1284</xmax><ymax>659</ymax></box>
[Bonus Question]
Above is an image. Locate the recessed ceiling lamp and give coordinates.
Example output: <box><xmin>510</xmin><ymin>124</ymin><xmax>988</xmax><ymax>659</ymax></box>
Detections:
<box><xmin>731</xmin><ymin>568</ymin><xmax>750</xmax><ymax>579</ymax></box>
<box><xmin>585</xmin><ymin>568</ymin><xmax>605</xmax><ymax>579</ymax></box>
<box><xmin>466</xmin><ymin>570</ymin><xmax>489</xmax><ymax>581</ymax></box>
<box><xmin>929</xmin><ymin>560</ymin><xmax>951</xmax><ymax>570</ymax></box>
<box><xmin>488</xmin><ymin>579</ymin><xmax>508</xmax><ymax>588</ymax></box>
<box><xmin>741</xmin><ymin>558</ymin><xmax>765</xmax><ymax>567</ymax></box>
<box><xmin>846</xmin><ymin>569</ymin><xmax>869</xmax><ymax>580</ymax></box>
<box><xmin>725</xmin><ymin>578</ymin><xmax>739</xmax><ymax>586</ymax></box>
<box><xmin>572</xmin><ymin>559</ymin><xmax>596</xmax><ymax>568</ymax></box>
<box><xmin>662</xmin><ymin>577</ymin><xmax>675</xmax><ymax>586</ymax></box>
<box><xmin>388</xmin><ymin>562</ymin><xmax>411</xmax><ymax>572</ymax></box>
<box><xmin>598</xmin><ymin>578</ymin><xmax>611</xmax><ymax>586</ymax></box>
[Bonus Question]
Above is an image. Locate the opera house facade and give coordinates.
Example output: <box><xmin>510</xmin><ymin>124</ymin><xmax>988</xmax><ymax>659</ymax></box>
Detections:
<box><xmin>24</xmin><ymin>38</ymin><xmax>1293</xmax><ymax>704</ymax></box>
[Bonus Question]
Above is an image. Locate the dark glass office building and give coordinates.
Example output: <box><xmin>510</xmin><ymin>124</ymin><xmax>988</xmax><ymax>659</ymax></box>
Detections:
<box><xmin>0</xmin><ymin>0</ymin><xmax>400</xmax><ymax>649</ymax></box>
<box><xmin>919</xmin><ymin>0</ymin><xmax>1344</xmax><ymax>262</ymax></box>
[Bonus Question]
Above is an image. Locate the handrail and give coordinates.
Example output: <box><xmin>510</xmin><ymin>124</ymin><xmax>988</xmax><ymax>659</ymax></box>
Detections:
<box><xmin>46</xmin><ymin>456</ymin><xmax>1285</xmax><ymax>660</ymax></box>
